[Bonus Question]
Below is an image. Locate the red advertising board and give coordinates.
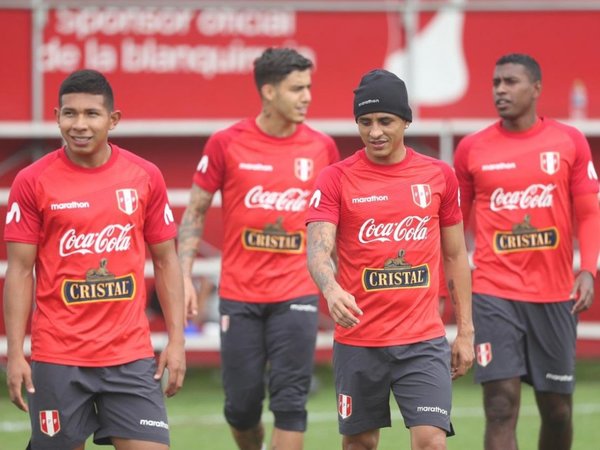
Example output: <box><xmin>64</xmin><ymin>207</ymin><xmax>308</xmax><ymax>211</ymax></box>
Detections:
<box><xmin>2</xmin><ymin>6</ymin><xmax>600</xmax><ymax>120</ymax></box>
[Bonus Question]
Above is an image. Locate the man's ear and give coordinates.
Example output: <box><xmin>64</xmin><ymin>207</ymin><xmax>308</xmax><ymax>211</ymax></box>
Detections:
<box><xmin>109</xmin><ymin>110</ymin><xmax>122</xmax><ymax>130</ymax></box>
<box><xmin>261</xmin><ymin>83</ymin><xmax>275</xmax><ymax>102</ymax></box>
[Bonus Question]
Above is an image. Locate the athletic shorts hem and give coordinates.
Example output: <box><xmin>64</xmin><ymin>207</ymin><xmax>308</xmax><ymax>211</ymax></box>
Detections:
<box><xmin>474</xmin><ymin>369</ymin><xmax>527</xmax><ymax>384</ymax></box>
<box><xmin>404</xmin><ymin>417</ymin><xmax>453</xmax><ymax>435</ymax></box>
<box><xmin>339</xmin><ymin>419</ymin><xmax>391</xmax><ymax>436</ymax></box>
<box><xmin>94</xmin><ymin>429</ymin><xmax>170</xmax><ymax>446</ymax></box>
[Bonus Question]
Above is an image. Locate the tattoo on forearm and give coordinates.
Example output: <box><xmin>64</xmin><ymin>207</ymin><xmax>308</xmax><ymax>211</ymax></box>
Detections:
<box><xmin>447</xmin><ymin>279</ymin><xmax>457</xmax><ymax>306</ymax></box>
<box><xmin>177</xmin><ymin>188</ymin><xmax>213</xmax><ymax>271</ymax></box>
<box><xmin>307</xmin><ymin>222</ymin><xmax>337</xmax><ymax>294</ymax></box>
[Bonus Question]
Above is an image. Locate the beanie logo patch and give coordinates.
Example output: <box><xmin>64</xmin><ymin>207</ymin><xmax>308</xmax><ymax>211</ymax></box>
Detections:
<box><xmin>358</xmin><ymin>99</ymin><xmax>380</xmax><ymax>108</ymax></box>
<box><xmin>411</xmin><ymin>184</ymin><xmax>432</xmax><ymax>209</ymax></box>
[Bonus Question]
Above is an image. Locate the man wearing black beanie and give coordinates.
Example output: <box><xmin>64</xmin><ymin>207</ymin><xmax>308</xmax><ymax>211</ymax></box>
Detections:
<box><xmin>307</xmin><ymin>69</ymin><xmax>474</xmax><ymax>449</ymax></box>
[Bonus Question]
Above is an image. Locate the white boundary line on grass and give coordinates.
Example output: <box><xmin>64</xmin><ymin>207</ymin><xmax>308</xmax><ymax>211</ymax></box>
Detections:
<box><xmin>2</xmin><ymin>403</ymin><xmax>600</xmax><ymax>432</ymax></box>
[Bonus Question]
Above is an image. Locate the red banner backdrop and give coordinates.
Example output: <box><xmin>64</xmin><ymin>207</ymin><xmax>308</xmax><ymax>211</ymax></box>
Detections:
<box><xmin>2</xmin><ymin>7</ymin><xmax>600</xmax><ymax>121</ymax></box>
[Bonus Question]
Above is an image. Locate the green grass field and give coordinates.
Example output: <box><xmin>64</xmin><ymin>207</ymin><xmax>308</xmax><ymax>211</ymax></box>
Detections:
<box><xmin>2</xmin><ymin>360</ymin><xmax>599</xmax><ymax>449</ymax></box>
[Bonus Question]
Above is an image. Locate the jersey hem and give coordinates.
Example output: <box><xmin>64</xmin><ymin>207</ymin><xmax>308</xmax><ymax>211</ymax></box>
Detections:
<box><xmin>334</xmin><ymin>329</ymin><xmax>446</xmax><ymax>347</ymax></box>
<box><xmin>220</xmin><ymin>291</ymin><xmax>320</xmax><ymax>303</ymax></box>
<box><xmin>473</xmin><ymin>289</ymin><xmax>571</xmax><ymax>303</ymax></box>
<box><xmin>31</xmin><ymin>350</ymin><xmax>155</xmax><ymax>367</ymax></box>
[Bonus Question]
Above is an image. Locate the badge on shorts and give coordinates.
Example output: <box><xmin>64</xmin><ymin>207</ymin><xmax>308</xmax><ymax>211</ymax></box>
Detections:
<box><xmin>221</xmin><ymin>315</ymin><xmax>230</xmax><ymax>333</ymax></box>
<box><xmin>476</xmin><ymin>342</ymin><xmax>493</xmax><ymax>367</ymax></box>
<box><xmin>40</xmin><ymin>410</ymin><xmax>61</xmax><ymax>437</ymax></box>
<box><xmin>338</xmin><ymin>394</ymin><xmax>353</xmax><ymax>419</ymax></box>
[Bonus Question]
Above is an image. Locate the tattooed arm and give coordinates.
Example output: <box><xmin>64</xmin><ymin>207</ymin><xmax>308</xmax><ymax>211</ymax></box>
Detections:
<box><xmin>178</xmin><ymin>184</ymin><xmax>215</xmax><ymax>320</ymax></box>
<box><xmin>307</xmin><ymin>221</ymin><xmax>362</xmax><ymax>328</ymax></box>
<box><xmin>441</xmin><ymin>222</ymin><xmax>474</xmax><ymax>379</ymax></box>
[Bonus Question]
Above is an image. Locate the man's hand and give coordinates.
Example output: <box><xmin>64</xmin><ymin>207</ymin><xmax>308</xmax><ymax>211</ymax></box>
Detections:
<box><xmin>324</xmin><ymin>285</ymin><xmax>363</xmax><ymax>328</ymax></box>
<box><xmin>154</xmin><ymin>342</ymin><xmax>186</xmax><ymax>397</ymax></box>
<box><xmin>450</xmin><ymin>330</ymin><xmax>474</xmax><ymax>380</ymax></box>
<box><xmin>7</xmin><ymin>355</ymin><xmax>35</xmax><ymax>412</ymax></box>
<box><xmin>182</xmin><ymin>276</ymin><xmax>199</xmax><ymax>323</ymax></box>
<box><xmin>570</xmin><ymin>271</ymin><xmax>595</xmax><ymax>314</ymax></box>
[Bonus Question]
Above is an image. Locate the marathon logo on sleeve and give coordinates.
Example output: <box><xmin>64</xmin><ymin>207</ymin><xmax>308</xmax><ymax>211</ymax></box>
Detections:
<box><xmin>362</xmin><ymin>250</ymin><xmax>430</xmax><ymax>291</ymax></box>
<box><xmin>62</xmin><ymin>258</ymin><xmax>136</xmax><ymax>305</ymax></box>
<box><xmin>242</xmin><ymin>217</ymin><xmax>304</xmax><ymax>254</ymax></box>
<box><xmin>493</xmin><ymin>214</ymin><xmax>558</xmax><ymax>253</ymax></box>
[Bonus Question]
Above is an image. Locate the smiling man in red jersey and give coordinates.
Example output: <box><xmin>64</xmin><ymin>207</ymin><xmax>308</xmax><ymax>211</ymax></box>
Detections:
<box><xmin>4</xmin><ymin>69</ymin><xmax>186</xmax><ymax>450</ymax></box>
<box><xmin>454</xmin><ymin>53</ymin><xmax>600</xmax><ymax>450</ymax></box>
<box><xmin>178</xmin><ymin>48</ymin><xmax>339</xmax><ymax>450</ymax></box>
<box><xmin>306</xmin><ymin>69</ymin><xmax>474</xmax><ymax>450</ymax></box>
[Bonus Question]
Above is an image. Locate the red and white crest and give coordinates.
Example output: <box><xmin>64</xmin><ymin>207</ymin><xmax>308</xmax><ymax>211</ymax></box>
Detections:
<box><xmin>40</xmin><ymin>410</ymin><xmax>60</xmax><ymax>437</ymax></box>
<box><xmin>411</xmin><ymin>184</ymin><xmax>432</xmax><ymax>208</ymax></box>
<box><xmin>221</xmin><ymin>315</ymin><xmax>230</xmax><ymax>333</ymax></box>
<box><xmin>294</xmin><ymin>158</ymin><xmax>314</xmax><ymax>182</ymax></box>
<box><xmin>476</xmin><ymin>342</ymin><xmax>493</xmax><ymax>367</ymax></box>
<box><xmin>338</xmin><ymin>394</ymin><xmax>352</xmax><ymax>419</ymax></box>
<box><xmin>116</xmin><ymin>189</ymin><xmax>139</xmax><ymax>215</ymax></box>
<box><xmin>540</xmin><ymin>151</ymin><xmax>560</xmax><ymax>175</ymax></box>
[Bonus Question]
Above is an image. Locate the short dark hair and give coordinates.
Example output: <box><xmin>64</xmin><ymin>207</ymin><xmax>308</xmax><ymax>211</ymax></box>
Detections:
<box><xmin>58</xmin><ymin>69</ymin><xmax>114</xmax><ymax>111</ymax></box>
<box><xmin>253</xmin><ymin>47</ymin><xmax>313</xmax><ymax>91</ymax></box>
<box><xmin>496</xmin><ymin>53</ymin><xmax>542</xmax><ymax>82</ymax></box>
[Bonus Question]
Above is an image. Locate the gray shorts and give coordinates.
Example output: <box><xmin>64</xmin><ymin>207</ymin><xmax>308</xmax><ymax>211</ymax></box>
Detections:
<box><xmin>28</xmin><ymin>358</ymin><xmax>169</xmax><ymax>449</ymax></box>
<box><xmin>473</xmin><ymin>294</ymin><xmax>577</xmax><ymax>394</ymax></box>
<box><xmin>333</xmin><ymin>337</ymin><xmax>454</xmax><ymax>436</ymax></box>
<box><xmin>219</xmin><ymin>295</ymin><xmax>319</xmax><ymax>431</ymax></box>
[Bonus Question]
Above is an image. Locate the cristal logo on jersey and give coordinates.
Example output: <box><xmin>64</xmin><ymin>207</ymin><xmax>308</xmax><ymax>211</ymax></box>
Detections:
<box><xmin>338</xmin><ymin>394</ymin><xmax>352</xmax><ymax>419</ymax></box>
<box><xmin>59</xmin><ymin>224</ymin><xmax>134</xmax><ymax>257</ymax></box>
<box><xmin>244</xmin><ymin>186</ymin><xmax>310</xmax><ymax>212</ymax></box>
<box><xmin>294</xmin><ymin>158</ymin><xmax>314</xmax><ymax>182</ymax></box>
<box><xmin>40</xmin><ymin>410</ymin><xmax>61</xmax><ymax>437</ymax></box>
<box><xmin>493</xmin><ymin>214</ymin><xmax>558</xmax><ymax>254</ymax></box>
<box><xmin>5</xmin><ymin>202</ymin><xmax>21</xmax><ymax>224</ymax></box>
<box><xmin>62</xmin><ymin>258</ymin><xmax>136</xmax><ymax>305</ymax></box>
<box><xmin>411</xmin><ymin>184</ymin><xmax>432</xmax><ymax>208</ymax></box>
<box><xmin>540</xmin><ymin>151</ymin><xmax>560</xmax><ymax>175</ymax></box>
<box><xmin>490</xmin><ymin>184</ymin><xmax>555</xmax><ymax>212</ymax></box>
<box><xmin>242</xmin><ymin>217</ymin><xmax>304</xmax><ymax>254</ymax></box>
<box><xmin>116</xmin><ymin>189</ymin><xmax>138</xmax><ymax>215</ymax></box>
<box><xmin>358</xmin><ymin>216</ymin><xmax>430</xmax><ymax>244</ymax></box>
<box><xmin>476</xmin><ymin>342</ymin><xmax>493</xmax><ymax>367</ymax></box>
<box><xmin>362</xmin><ymin>249</ymin><xmax>429</xmax><ymax>291</ymax></box>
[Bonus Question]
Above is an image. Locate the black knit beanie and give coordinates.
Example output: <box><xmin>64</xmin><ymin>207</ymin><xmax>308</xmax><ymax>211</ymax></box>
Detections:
<box><xmin>353</xmin><ymin>69</ymin><xmax>413</xmax><ymax>122</ymax></box>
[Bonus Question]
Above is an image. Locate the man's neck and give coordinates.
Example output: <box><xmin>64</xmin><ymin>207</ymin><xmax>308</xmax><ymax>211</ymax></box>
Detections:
<box><xmin>255</xmin><ymin>112</ymin><xmax>298</xmax><ymax>138</ymax></box>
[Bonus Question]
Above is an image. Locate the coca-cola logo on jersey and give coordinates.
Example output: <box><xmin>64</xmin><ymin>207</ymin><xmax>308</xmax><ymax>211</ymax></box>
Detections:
<box><xmin>358</xmin><ymin>216</ymin><xmax>431</xmax><ymax>244</ymax></box>
<box><xmin>490</xmin><ymin>184</ymin><xmax>555</xmax><ymax>212</ymax></box>
<box><xmin>59</xmin><ymin>224</ymin><xmax>134</xmax><ymax>257</ymax></box>
<box><xmin>244</xmin><ymin>186</ymin><xmax>310</xmax><ymax>212</ymax></box>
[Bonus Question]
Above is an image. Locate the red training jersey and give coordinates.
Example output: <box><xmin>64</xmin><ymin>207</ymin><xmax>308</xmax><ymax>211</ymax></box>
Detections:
<box><xmin>4</xmin><ymin>145</ymin><xmax>177</xmax><ymax>366</ymax></box>
<box><xmin>306</xmin><ymin>148</ymin><xmax>462</xmax><ymax>346</ymax></box>
<box><xmin>454</xmin><ymin>118</ymin><xmax>599</xmax><ymax>302</ymax></box>
<box><xmin>193</xmin><ymin>118</ymin><xmax>339</xmax><ymax>303</ymax></box>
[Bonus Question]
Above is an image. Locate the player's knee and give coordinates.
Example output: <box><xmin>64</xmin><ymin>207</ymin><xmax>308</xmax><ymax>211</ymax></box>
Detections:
<box><xmin>484</xmin><ymin>393</ymin><xmax>519</xmax><ymax>424</ymax></box>
<box><xmin>224</xmin><ymin>404</ymin><xmax>263</xmax><ymax>430</ymax></box>
<box><xmin>273</xmin><ymin>409</ymin><xmax>307</xmax><ymax>432</ymax></box>
<box><xmin>540</xmin><ymin>401</ymin><xmax>572</xmax><ymax>428</ymax></box>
